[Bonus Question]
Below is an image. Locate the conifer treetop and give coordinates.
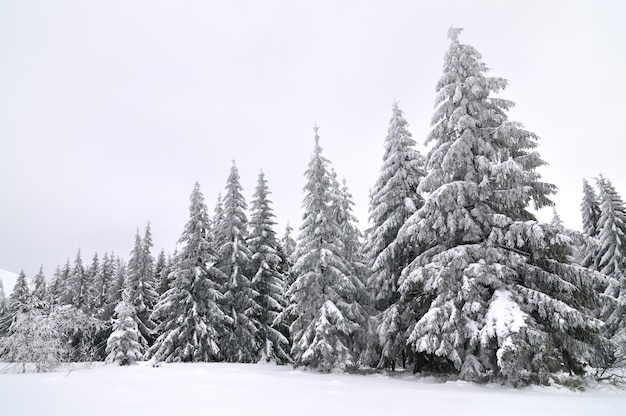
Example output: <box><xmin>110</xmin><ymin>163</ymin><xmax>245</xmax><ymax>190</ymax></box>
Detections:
<box><xmin>447</xmin><ymin>26</ymin><xmax>463</xmax><ymax>42</ymax></box>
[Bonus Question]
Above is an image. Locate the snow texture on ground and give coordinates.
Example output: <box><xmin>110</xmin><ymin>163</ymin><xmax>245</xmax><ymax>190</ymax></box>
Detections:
<box><xmin>0</xmin><ymin>362</ymin><xmax>624</xmax><ymax>415</ymax></box>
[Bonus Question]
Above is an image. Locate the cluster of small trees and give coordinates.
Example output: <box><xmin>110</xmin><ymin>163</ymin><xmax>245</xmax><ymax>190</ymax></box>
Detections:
<box><xmin>0</xmin><ymin>164</ymin><xmax>294</xmax><ymax>369</ymax></box>
<box><xmin>1</xmin><ymin>28</ymin><xmax>624</xmax><ymax>386</ymax></box>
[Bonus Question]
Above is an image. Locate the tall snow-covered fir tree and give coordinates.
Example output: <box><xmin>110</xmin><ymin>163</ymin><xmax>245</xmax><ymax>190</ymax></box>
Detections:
<box><xmin>148</xmin><ymin>183</ymin><xmax>230</xmax><ymax>363</ymax></box>
<box><xmin>335</xmin><ymin>176</ymin><xmax>372</xmax><ymax>363</ymax></box>
<box><xmin>217</xmin><ymin>162</ymin><xmax>261</xmax><ymax>362</ymax></box>
<box><xmin>592</xmin><ymin>177</ymin><xmax>626</xmax><ymax>341</ymax></box>
<box><xmin>593</xmin><ymin>177</ymin><xmax>626</xmax><ymax>280</ymax></box>
<box><xmin>249</xmin><ymin>171</ymin><xmax>290</xmax><ymax>363</ymax></box>
<box><xmin>287</xmin><ymin>127</ymin><xmax>366</xmax><ymax>371</ymax></box>
<box><xmin>367</xmin><ymin>102</ymin><xmax>425</xmax><ymax>311</ymax></box>
<box><xmin>388</xmin><ymin>28</ymin><xmax>610</xmax><ymax>385</ymax></box>
<box><xmin>125</xmin><ymin>224</ymin><xmax>158</xmax><ymax>345</ymax></box>
<box><xmin>365</xmin><ymin>102</ymin><xmax>425</xmax><ymax>369</ymax></box>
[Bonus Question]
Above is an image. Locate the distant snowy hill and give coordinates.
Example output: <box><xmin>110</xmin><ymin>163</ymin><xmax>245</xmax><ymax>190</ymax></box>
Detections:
<box><xmin>0</xmin><ymin>268</ymin><xmax>18</xmax><ymax>295</ymax></box>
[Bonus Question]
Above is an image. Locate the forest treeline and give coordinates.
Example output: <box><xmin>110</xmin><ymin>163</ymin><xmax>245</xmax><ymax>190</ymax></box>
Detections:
<box><xmin>1</xmin><ymin>28</ymin><xmax>624</xmax><ymax>387</ymax></box>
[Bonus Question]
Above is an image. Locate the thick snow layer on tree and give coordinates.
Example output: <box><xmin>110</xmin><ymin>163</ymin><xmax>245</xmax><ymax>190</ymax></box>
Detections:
<box><xmin>0</xmin><ymin>363</ymin><xmax>624</xmax><ymax>415</ymax></box>
<box><xmin>481</xmin><ymin>289</ymin><xmax>527</xmax><ymax>342</ymax></box>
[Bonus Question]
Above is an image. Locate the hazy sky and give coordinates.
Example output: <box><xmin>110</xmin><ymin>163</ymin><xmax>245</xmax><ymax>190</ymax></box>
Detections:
<box><xmin>1</xmin><ymin>0</ymin><xmax>625</xmax><ymax>278</ymax></box>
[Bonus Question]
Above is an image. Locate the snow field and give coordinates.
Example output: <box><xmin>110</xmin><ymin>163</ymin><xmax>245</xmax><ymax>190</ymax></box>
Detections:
<box><xmin>1</xmin><ymin>363</ymin><xmax>625</xmax><ymax>416</ymax></box>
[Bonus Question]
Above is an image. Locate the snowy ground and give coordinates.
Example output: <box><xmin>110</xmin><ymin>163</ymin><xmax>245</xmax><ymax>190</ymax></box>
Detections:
<box><xmin>0</xmin><ymin>362</ymin><xmax>624</xmax><ymax>415</ymax></box>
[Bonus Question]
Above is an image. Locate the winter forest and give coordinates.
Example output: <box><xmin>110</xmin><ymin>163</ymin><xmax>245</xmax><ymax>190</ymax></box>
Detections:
<box><xmin>1</xmin><ymin>28</ymin><xmax>625</xmax><ymax>388</ymax></box>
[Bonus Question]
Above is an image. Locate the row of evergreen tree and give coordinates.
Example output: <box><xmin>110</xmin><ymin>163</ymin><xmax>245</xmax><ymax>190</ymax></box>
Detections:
<box><xmin>1</xmin><ymin>28</ymin><xmax>624</xmax><ymax>386</ymax></box>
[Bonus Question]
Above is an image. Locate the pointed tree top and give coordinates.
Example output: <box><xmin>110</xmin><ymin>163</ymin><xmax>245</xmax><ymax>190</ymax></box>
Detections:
<box><xmin>391</xmin><ymin>101</ymin><xmax>404</xmax><ymax>118</ymax></box>
<box><xmin>391</xmin><ymin>101</ymin><xmax>401</xmax><ymax>116</ymax></box>
<box><xmin>257</xmin><ymin>170</ymin><xmax>268</xmax><ymax>188</ymax></box>
<box><xmin>313</xmin><ymin>124</ymin><xmax>320</xmax><ymax>143</ymax></box>
<box><xmin>447</xmin><ymin>26</ymin><xmax>463</xmax><ymax>42</ymax></box>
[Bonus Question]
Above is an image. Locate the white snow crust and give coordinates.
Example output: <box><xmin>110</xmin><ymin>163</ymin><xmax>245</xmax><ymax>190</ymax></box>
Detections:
<box><xmin>0</xmin><ymin>362</ymin><xmax>624</xmax><ymax>416</ymax></box>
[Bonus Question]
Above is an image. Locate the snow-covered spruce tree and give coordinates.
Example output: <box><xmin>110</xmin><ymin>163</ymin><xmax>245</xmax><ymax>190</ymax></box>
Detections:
<box><xmin>141</xmin><ymin>223</ymin><xmax>158</xmax><ymax>307</ymax></box>
<box><xmin>125</xmin><ymin>224</ymin><xmax>159</xmax><ymax>345</ymax></box>
<box><xmin>32</xmin><ymin>266</ymin><xmax>47</xmax><ymax>305</ymax></box>
<box><xmin>390</xmin><ymin>28</ymin><xmax>610</xmax><ymax>385</ymax></box>
<box><xmin>46</xmin><ymin>266</ymin><xmax>62</xmax><ymax>307</ymax></box>
<box><xmin>65</xmin><ymin>250</ymin><xmax>91</xmax><ymax>310</ymax></box>
<box><xmin>105</xmin><ymin>289</ymin><xmax>147</xmax><ymax>366</ymax></box>
<box><xmin>81</xmin><ymin>252</ymin><xmax>110</xmax><ymax>360</ymax></box>
<box><xmin>217</xmin><ymin>162</ymin><xmax>261</xmax><ymax>362</ymax></box>
<box><xmin>10</xmin><ymin>271</ymin><xmax>30</xmax><ymax>311</ymax></box>
<box><xmin>367</xmin><ymin>102</ymin><xmax>425</xmax><ymax>310</ymax></box>
<box><xmin>249</xmin><ymin>171</ymin><xmax>290</xmax><ymax>363</ymax></box>
<box><xmin>148</xmin><ymin>183</ymin><xmax>230</xmax><ymax>363</ymax></box>
<box><xmin>90</xmin><ymin>252</ymin><xmax>116</xmax><ymax>319</ymax></box>
<box><xmin>365</xmin><ymin>102</ymin><xmax>425</xmax><ymax>369</ymax></box>
<box><xmin>287</xmin><ymin>127</ymin><xmax>366</xmax><ymax>371</ymax></box>
<box><xmin>48</xmin><ymin>260</ymin><xmax>71</xmax><ymax>306</ymax></box>
<box><xmin>593</xmin><ymin>177</ymin><xmax>626</xmax><ymax>341</ymax></box>
<box><xmin>5</xmin><ymin>270</ymin><xmax>32</xmax><ymax>338</ymax></box>
<box><xmin>335</xmin><ymin>176</ymin><xmax>372</xmax><ymax>361</ymax></box>
<box><xmin>593</xmin><ymin>177</ymin><xmax>626</xmax><ymax>280</ymax></box>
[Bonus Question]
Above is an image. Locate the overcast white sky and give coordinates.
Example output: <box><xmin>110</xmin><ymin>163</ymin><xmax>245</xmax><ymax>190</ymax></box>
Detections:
<box><xmin>1</xmin><ymin>0</ymin><xmax>625</xmax><ymax>278</ymax></box>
